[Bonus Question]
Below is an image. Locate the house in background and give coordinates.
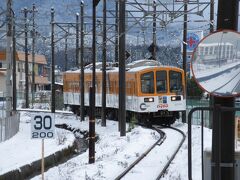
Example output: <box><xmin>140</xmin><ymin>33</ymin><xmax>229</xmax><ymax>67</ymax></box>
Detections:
<box><xmin>0</xmin><ymin>51</ymin><xmax>50</xmax><ymax>99</ymax></box>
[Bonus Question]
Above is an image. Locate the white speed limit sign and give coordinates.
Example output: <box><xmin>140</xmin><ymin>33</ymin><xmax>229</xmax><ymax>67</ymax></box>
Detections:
<box><xmin>31</xmin><ymin>113</ymin><xmax>55</xmax><ymax>139</ymax></box>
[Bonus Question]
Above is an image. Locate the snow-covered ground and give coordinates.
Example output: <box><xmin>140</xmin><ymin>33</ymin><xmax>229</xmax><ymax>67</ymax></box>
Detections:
<box><xmin>0</xmin><ymin>111</ymin><xmax>239</xmax><ymax>180</ymax></box>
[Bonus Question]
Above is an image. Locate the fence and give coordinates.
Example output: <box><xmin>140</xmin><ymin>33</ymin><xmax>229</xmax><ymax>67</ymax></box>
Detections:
<box><xmin>186</xmin><ymin>97</ymin><xmax>211</xmax><ymax>128</ymax></box>
<box><xmin>186</xmin><ymin>97</ymin><xmax>240</xmax><ymax>128</ymax></box>
<box><xmin>0</xmin><ymin>113</ymin><xmax>20</xmax><ymax>142</ymax></box>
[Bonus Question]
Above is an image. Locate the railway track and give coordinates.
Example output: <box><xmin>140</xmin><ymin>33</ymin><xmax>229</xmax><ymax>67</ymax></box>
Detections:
<box><xmin>114</xmin><ymin>124</ymin><xmax>186</xmax><ymax>180</ymax></box>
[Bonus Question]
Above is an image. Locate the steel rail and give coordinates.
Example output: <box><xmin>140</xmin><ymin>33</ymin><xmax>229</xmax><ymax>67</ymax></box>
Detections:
<box><xmin>114</xmin><ymin>126</ymin><xmax>166</xmax><ymax>180</ymax></box>
<box><xmin>155</xmin><ymin>125</ymin><xmax>186</xmax><ymax>180</ymax></box>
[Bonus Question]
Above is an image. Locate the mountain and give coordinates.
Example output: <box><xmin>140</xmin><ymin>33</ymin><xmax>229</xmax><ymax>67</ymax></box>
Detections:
<box><xmin>0</xmin><ymin>0</ymin><xmax>215</xmax><ymax>69</ymax></box>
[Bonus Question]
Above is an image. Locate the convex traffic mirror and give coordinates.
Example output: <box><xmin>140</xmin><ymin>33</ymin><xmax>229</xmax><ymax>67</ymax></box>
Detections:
<box><xmin>191</xmin><ymin>30</ymin><xmax>240</xmax><ymax>97</ymax></box>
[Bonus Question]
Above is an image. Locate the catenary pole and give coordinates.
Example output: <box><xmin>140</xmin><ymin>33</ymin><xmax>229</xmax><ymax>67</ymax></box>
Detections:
<box><xmin>80</xmin><ymin>1</ymin><xmax>85</xmax><ymax>122</ymax></box>
<box><xmin>101</xmin><ymin>0</ymin><xmax>107</xmax><ymax>127</ymax></box>
<box><xmin>76</xmin><ymin>14</ymin><xmax>79</xmax><ymax>68</ymax></box>
<box><xmin>12</xmin><ymin>12</ymin><xmax>16</xmax><ymax>112</ymax></box>
<box><xmin>89</xmin><ymin>0</ymin><xmax>100</xmax><ymax>164</ymax></box>
<box><xmin>6</xmin><ymin>0</ymin><xmax>13</xmax><ymax>117</ymax></box>
<box><xmin>31</xmin><ymin>3</ymin><xmax>37</xmax><ymax>106</ymax></box>
<box><xmin>115</xmin><ymin>1</ymin><xmax>118</xmax><ymax>63</ymax></box>
<box><xmin>182</xmin><ymin>1</ymin><xmax>187</xmax><ymax>123</ymax></box>
<box><xmin>152</xmin><ymin>0</ymin><xmax>156</xmax><ymax>60</ymax></box>
<box><xmin>23</xmin><ymin>7</ymin><xmax>29</xmax><ymax>108</ymax></box>
<box><xmin>119</xmin><ymin>0</ymin><xmax>126</xmax><ymax>136</ymax></box>
<box><xmin>64</xmin><ymin>26</ymin><xmax>68</xmax><ymax>71</ymax></box>
<box><xmin>51</xmin><ymin>8</ymin><xmax>55</xmax><ymax>113</ymax></box>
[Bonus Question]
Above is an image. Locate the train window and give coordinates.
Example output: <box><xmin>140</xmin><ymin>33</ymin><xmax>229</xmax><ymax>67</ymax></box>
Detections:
<box><xmin>169</xmin><ymin>71</ymin><xmax>182</xmax><ymax>93</ymax></box>
<box><xmin>156</xmin><ymin>71</ymin><xmax>167</xmax><ymax>93</ymax></box>
<box><xmin>141</xmin><ymin>72</ymin><xmax>154</xmax><ymax>93</ymax></box>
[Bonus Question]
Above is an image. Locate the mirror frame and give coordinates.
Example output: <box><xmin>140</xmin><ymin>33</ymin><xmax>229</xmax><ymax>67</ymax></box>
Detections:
<box><xmin>191</xmin><ymin>29</ymin><xmax>240</xmax><ymax>97</ymax></box>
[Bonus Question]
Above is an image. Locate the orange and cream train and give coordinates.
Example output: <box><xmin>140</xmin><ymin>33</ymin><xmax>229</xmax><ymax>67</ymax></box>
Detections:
<box><xmin>63</xmin><ymin>60</ymin><xmax>186</xmax><ymax>125</ymax></box>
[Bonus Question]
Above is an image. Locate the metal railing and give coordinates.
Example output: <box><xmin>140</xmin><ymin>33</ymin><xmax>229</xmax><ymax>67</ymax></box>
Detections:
<box><xmin>188</xmin><ymin>106</ymin><xmax>240</xmax><ymax>180</ymax></box>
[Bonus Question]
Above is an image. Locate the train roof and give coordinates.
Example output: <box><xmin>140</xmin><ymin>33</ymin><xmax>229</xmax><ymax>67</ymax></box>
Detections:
<box><xmin>64</xmin><ymin>59</ymin><xmax>183</xmax><ymax>74</ymax></box>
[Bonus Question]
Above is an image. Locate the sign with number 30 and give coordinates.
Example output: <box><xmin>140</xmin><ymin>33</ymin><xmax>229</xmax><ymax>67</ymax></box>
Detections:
<box><xmin>31</xmin><ymin>113</ymin><xmax>55</xmax><ymax>139</ymax></box>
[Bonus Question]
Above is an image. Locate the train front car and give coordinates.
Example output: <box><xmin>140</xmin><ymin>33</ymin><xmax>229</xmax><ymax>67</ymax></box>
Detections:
<box><xmin>131</xmin><ymin>66</ymin><xmax>186</xmax><ymax>125</ymax></box>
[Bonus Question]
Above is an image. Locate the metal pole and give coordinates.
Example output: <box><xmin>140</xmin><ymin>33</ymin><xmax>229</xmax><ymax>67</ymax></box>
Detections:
<box><xmin>6</xmin><ymin>0</ymin><xmax>13</xmax><ymax>117</ymax></box>
<box><xmin>23</xmin><ymin>7</ymin><xmax>29</xmax><ymax>108</ymax></box>
<box><xmin>76</xmin><ymin>14</ymin><xmax>79</xmax><ymax>67</ymax></box>
<box><xmin>80</xmin><ymin>1</ymin><xmax>85</xmax><ymax>122</ymax></box>
<box><xmin>115</xmin><ymin>1</ymin><xmax>119</xmax><ymax>63</ymax></box>
<box><xmin>208</xmin><ymin>0</ymin><xmax>214</xmax><ymax>129</ymax></box>
<box><xmin>210</xmin><ymin>0</ymin><xmax>214</xmax><ymax>33</ymax></box>
<box><xmin>12</xmin><ymin>12</ymin><xmax>16</xmax><ymax>112</ymax></box>
<box><xmin>211</xmin><ymin>1</ymin><xmax>238</xmax><ymax>179</ymax></box>
<box><xmin>152</xmin><ymin>0</ymin><xmax>156</xmax><ymax>60</ymax></box>
<box><xmin>89</xmin><ymin>0</ymin><xmax>100</xmax><ymax>164</ymax></box>
<box><xmin>31</xmin><ymin>3</ymin><xmax>36</xmax><ymax>107</ymax></box>
<box><xmin>101</xmin><ymin>0</ymin><xmax>107</xmax><ymax>127</ymax></box>
<box><xmin>119</xmin><ymin>0</ymin><xmax>126</xmax><ymax>136</ymax></box>
<box><xmin>92</xmin><ymin>1</ymin><xmax>97</xmax><ymax>114</ymax></box>
<box><xmin>182</xmin><ymin>1</ymin><xmax>187</xmax><ymax>123</ymax></box>
<box><xmin>64</xmin><ymin>26</ymin><xmax>68</xmax><ymax>71</ymax></box>
<box><xmin>89</xmin><ymin>87</ymin><xmax>95</xmax><ymax>163</ymax></box>
<box><xmin>51</xmin><ymin>8</ymin><xmax>55</xmax><ymax>113</ymax></box>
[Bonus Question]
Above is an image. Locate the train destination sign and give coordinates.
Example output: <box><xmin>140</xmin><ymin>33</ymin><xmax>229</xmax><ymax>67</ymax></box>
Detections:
<box><xmin>31</xmin><ymin>112</ymin><xmax>55</xmax><ymax>139</ymax></box>
<box><xmin>191</xmin><ymin>30</ymin><xmax>240</xmax><ymax>97</ymax></box>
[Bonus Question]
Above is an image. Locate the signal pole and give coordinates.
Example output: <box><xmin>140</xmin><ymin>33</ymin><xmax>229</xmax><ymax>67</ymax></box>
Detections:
<box><xmin>211</xmin><ymin>0</ymin><xmax>238</xmax><ymax>180</ymax></box>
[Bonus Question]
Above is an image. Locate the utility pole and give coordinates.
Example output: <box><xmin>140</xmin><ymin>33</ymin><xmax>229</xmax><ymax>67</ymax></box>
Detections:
<box><xmin>31</xmin><ymin>3</ymin><xmax>37</xmax><ymax>107</ymax></box>
<box><xmin>6</xmin><ymin>0</ymin><xmax>13</xmax><ymax>117</ymax></box>
<box><xmin>182</xmin><ymin>1</ymin><xmax>188</xmax><ymax>123</ymax></box>
<box><xmin>211</xmin><ymin>0</ymin><xmax>238</xmax><ymax>179</ymax></box>
<box><xmin>152</xmin><ymin>0</ymin><xmax>157</xmax><ymax>60</ymax></box>
<box><xmin>80</xmin><ymin>1</ymin><xmax>85</xmax><ymax>122</ymax></box>
<box><xmin>51</xmin><ymin>8</ymin><xmax>55</xmax><ymax>113</ymax></box>
<box><xmin>119</xmin><ymin>0</ymin><xmax>126</xmax><ymax>136</ymax></box>
<box><xmin>23</xmin><ymin>7</ymin><xmax>29</xmax><ymax>108</ymax></box>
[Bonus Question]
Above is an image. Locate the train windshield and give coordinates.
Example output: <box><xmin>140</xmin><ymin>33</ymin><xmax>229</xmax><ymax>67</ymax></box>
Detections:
<box><xmin>141</xmin><ymin>72</ymin><xmax>154</xmax><ymax>93</ymax></box>
<box><xmin>169</xmin><ymin>71</ymin><xmax>183</xmax><ymax>93</ymax></box>
<box><xmin>156</xmin><ymin>71</ymin><xmax>167</xmax><ymax>93</ymax></box>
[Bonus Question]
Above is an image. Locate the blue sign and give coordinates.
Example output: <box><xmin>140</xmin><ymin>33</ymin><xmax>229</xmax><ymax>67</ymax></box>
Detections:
<box><xmin>187</xmin><ymin>33</ymin><xmax>200</xmax><ymax>51</ymax></box>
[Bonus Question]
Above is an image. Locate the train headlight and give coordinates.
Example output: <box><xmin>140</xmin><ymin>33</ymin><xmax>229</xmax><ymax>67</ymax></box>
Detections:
<box><xmin>171</xmin><ymin>96</ymin><xmax>181</xmax><ymax>101</ymax></box>
<box><xmin>144</xmin><ymin>97</ymin><xmax>154</xmax><ymax>102</ymax></box>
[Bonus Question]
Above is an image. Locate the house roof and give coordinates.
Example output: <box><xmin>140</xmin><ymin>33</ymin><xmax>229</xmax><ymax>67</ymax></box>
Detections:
<box><xmin>0</xmin><ymin>51</ymin><xmax>47</xmax><ymax>65</ymax></box>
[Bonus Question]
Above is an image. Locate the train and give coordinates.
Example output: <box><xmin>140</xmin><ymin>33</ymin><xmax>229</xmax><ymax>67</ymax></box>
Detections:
<box><xmin>63</xmin><ymin>59</ymin><xmax>186</xmax><ymax>125</ymax></box>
